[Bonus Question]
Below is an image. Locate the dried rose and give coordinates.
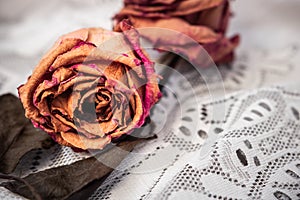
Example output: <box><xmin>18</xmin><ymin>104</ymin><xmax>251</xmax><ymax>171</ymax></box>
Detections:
<box><xmin>18</xmin><ymin>21</ymin><xmax>161</xmax><ymax>150</ymax></box>
<box><xmin>114</xmin><ymin>0</ymin><xmax>240</xmax><ymax>65</ymax></box>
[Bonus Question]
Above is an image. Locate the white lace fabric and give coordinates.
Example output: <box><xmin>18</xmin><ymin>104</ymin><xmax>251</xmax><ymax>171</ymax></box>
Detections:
<box><xmin>88</xmin><ymin>65</ymin><xmax>300</xmax><ymax>200</ymax></box>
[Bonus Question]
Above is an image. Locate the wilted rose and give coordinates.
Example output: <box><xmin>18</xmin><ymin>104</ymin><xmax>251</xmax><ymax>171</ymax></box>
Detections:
<box><xmin>114</xmin><ymin>0</ymin><xmax>240</xmax><ymax>65</ymax></box>
<box><xmin>18</xmin><ymin>21</ymin><xmax>161</xmax><ymax>150</ymax></box>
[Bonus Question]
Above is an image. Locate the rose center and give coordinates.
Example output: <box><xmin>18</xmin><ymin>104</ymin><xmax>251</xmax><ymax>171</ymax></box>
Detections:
<box><xmin>95</xmin><ymin>89</ymin><xmax>112</xmax><ymax>122</ymax></box>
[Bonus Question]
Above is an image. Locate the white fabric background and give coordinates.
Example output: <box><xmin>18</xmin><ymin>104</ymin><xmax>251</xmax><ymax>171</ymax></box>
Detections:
<box><xmin>0</xmin><ymin>0</ymin><xmax>299</xmax><ymax>199</ymax></box>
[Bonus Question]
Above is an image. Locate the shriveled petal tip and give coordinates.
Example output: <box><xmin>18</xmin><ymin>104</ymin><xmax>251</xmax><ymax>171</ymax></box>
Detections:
<box><xmin>55</xmin><ymin>27</ymin><xmax>119</xmax><ymax>48</ymax></box>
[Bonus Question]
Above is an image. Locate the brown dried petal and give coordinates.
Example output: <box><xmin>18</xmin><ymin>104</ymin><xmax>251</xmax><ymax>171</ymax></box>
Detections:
<box><xmin>171</xmin><ymin>0</ymin><xmax>223</xmax><ymax>16</ymax></box>
<box><xmin>127</xmin><ymin>17</ymin><xmax>220</xmax><ymax>44</ymax></box>
<box><xmin>18</xmin><ymin>38</ymin><xmax>80</xmax><ymax>123</ymax></box>
<box><xmin>60</xmin><ymin>131</ymin><xmax>111</xmax><ymax>150</ymax></box>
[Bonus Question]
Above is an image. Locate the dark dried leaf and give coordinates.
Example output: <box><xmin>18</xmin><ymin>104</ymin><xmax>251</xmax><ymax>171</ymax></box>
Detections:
<box><xmin>0</xmin><ymin>122</ymin><xmax>54</xmax><ymax>173</ymax></box>
<box><xmin>2</xmin><ymin>136</ymin><xmax>143</xmax><ymax>200</ymax></box>
<box><xmin>0</xmin><ymin>93</ymin><xmax>55</xmax><ymax>174</ymax></box>
<box><xmin>0</xmin><ymin>94</ymin><xmax>28</xmax><ymax>159</ymax></box>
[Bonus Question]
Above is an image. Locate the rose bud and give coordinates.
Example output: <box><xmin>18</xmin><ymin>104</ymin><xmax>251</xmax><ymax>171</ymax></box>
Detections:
<box><xmin>114</xmin><ymin>0</ymin><xmax>240</xmax><ymax>65</ymax></box>
<box><xmin>18</xmin><ymin>21</ymin><xmax>161</xmax><ymax>150</ymax></box>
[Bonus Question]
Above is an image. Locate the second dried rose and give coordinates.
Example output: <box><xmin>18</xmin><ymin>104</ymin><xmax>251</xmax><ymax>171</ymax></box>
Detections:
<box><xmin>114</xmin><ymin>0</ymin><xmax>240</xmax><ymax>65</ymax></box>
